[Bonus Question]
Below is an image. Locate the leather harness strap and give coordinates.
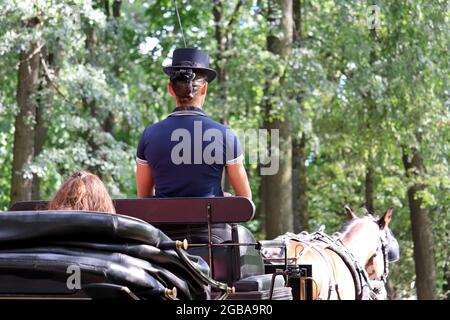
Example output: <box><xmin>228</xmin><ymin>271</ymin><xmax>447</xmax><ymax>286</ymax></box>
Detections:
<box><xmin>285</xmin><ymin>235</ymin><xmax>343</xmax><ymax>300</ymax></box>
<box><xmin>311</xmin><ymin>232</ymin><xmax>385</xmax><ymax>300</ymax></box>
<box><xmin>277</xmin><ymin>231</ymin><xmax>386</xmax><ymax>300</ymax></box>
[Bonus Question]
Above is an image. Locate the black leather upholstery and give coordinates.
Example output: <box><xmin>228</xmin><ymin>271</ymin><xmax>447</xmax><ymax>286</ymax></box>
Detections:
<box><xmin>0</xmin><ymin>211</ymin><xmax>210</xmax><ymax>299</ymax></box>
<box><xmin>0</xmin><ymin>210</ymin><xmax>169</xmax><ymax>245</ymax></box>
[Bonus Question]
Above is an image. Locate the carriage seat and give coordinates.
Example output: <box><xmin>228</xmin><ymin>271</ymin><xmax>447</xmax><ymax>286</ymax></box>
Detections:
<box><xmin>0</xmin><ymin>210</ymin><xmax>211</xmax><ymax>299</ymax></box>
<box><xmin>11</xmin><ymin>197</ymin><xmax>291</xmax><ymax>299</ymax></box>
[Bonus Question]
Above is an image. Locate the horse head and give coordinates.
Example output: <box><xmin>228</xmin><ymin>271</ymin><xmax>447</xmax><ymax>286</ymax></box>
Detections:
<box><xmin>341</xmin><ymin>206</ymin><xmax>399</xmax><ymax>282</ymax></box>
<box><xmin>370</xmin><ymin>208</ymin><xmax>400</xmax><ymax>282</ymax></box>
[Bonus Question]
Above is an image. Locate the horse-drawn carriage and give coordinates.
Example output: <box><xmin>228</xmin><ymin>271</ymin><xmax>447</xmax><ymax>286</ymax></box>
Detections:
<box><xmin>0</xmin><ymin>197</ymin><xmax>398</xmax><ymax>300</ymax></box>
<box><xmin>0</xmin><ymin>197</ymin><xmax>294</xmax><ymax>300</ymax></box>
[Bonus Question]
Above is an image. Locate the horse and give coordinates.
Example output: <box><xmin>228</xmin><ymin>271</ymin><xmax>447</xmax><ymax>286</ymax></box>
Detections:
<box><xmin>262</xmin><ymin>206</ymin><xmax>400</xmax><ymax>300</ymax></box>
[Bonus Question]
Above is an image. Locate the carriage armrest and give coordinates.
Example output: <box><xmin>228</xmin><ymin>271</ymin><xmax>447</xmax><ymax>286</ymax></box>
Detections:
<box><xmin>10</xmin><ymin>197</ymin><xmax>256</xmax><ymax>224</ymax></box>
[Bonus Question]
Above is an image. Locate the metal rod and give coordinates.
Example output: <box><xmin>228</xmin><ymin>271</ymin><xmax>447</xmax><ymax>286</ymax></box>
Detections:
<box><xmin>187</xmin><ymin>243</ymin><xmax>258</xmax><ymax>247</ymax></box>
<box><xmin>175</xmin><ymin>247</ymin><xmax>229</xmax><ymax>292</ymax></box>
<box><xmin>284</xmin><ymin>244</ymin><xmax>288</xmax><ymax>270</ymax></box>
<box><xmin>174</xmin><ymin>0</ymin><xmax>187</xmax><ymax>47</ymax></box>
<box><xmin>207</xmin><ymin>203</ymin><xmax>214</xmax><ymax>279</ymax></box>
<box><xmin>159</xmin><ymin>239</ymin><xmax>188</xmax><ymax>250</ymax></box>
<box><xmin>263</xmin><ymin>257</ymin><xmax>298</xmax><ymax>261</ymax></box>
<box><xmin>269</xmin><ymin>270</ymin><xmax>286</xmax><ymax>300</ymax></box>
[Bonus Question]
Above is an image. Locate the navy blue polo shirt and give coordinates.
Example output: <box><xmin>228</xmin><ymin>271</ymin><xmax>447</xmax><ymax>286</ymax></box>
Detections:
<box><xmin>136</xmin><ymin>107</ymin><xmax>243</xmax><ymax>198</ymax></box>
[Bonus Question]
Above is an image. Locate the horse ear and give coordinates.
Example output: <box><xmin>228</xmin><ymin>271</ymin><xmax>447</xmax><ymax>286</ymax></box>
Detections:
<box><xmin>344</xmin><ymin>205</ymin><xmax>357</xmax><ymax>220</ymax></box>
<box><xmin>379</xmin><ymin>208</ymin><xmax>393</xmax><ymax>229</ymax></box>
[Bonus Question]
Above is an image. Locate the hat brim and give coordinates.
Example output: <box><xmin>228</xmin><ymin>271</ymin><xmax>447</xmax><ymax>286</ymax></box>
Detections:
<box><xmin>163</xmin><ymin>66</ymin><xmax>217</xmax><ymax>83</ymax></box>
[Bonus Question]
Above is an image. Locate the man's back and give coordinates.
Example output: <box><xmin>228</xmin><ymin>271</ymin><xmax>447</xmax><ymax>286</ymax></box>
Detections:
<box><xmin>137</xmin><ymin>107</ymin><xmax>242</xmax><ymax>198</ymax></box>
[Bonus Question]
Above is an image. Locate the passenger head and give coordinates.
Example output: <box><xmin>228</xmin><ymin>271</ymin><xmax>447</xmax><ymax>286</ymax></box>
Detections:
<box><xmin>168</xmin><ymin>71</ymin><xmax>208</xmax><ymax>107</ymax></box>
<box><xmin>48</xmin><ymin>171</ymin><xmax>116</xmax><ymax>214</ymax></box>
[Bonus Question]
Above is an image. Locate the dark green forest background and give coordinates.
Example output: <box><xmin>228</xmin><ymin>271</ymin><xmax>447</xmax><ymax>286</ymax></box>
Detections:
<box><xmin>0</xmin><ymin>0</ymin><xmax>448</xmax><ymax>299</ymax></box>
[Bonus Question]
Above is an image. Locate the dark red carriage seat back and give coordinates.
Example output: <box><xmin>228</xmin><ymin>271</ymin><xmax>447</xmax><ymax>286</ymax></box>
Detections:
<box><xmin>9</xmin><ymin>197</ymin><xmax>256</xmax><ymax>224</ymax></box>
<box><xmin>9</xmin><ymin>197</ymin><xmax>266</xmax><ymax>286</ymax></box>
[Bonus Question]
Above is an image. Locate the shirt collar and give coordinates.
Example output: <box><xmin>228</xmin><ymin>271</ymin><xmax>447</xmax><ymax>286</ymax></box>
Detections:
<box><xmin>168</xmin><ymin>106</ymin><xmax>207</xmax><ymax>117</ymax></box>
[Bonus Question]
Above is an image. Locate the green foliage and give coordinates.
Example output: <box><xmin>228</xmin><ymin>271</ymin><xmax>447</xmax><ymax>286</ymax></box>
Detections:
<box><xmin>0</xmin><ymin>0</ymin><xmax>448</xmax><ymax>299</ymax></box>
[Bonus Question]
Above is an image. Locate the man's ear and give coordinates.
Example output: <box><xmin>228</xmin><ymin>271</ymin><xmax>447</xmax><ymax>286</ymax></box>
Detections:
<box><xmin>201</xmin><ymin>82</ymin><xmax>208</xmax><ymax>95</ymax></box>
<box><xmin>168</xmin><ymin>83</ymin><xmax>176</xmax><ymax>97</ymax></box>
<box><xmin>344</xmin><ymin>204</ymin><xmax>357</xmax><ymax>220</ymax></box>
<box><xmin>378</xmin><ymin>208</ymin><xmax>393</xmax><ymax>229</ymax></box>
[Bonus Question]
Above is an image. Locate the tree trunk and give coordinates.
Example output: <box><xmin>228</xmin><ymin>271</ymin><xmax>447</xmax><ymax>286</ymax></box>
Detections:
<box><xmin>444</xmin><ymin>261</ymin><xmax>450</xmax><ymax>300</ymax></box>
<box><xmin>292</xmin><ymin>134</ymin><xmax>308</xmax><ymax>232</ymax></box>
<box><xmin>263</xmin><ymin>0</ymin><xmax>294</xmax><ymax>239</ymax></box>
<box><xmin>112</xmin><ymin>1</ymin><xmax>121</xmax><ymax>18</ymax></box>
<box><xmin>213</xmin><ymin>0</ymin><xmax>229</xmax><ymax>192</ymax></box>
<box><xmin>103</xmin><ymin>0</ymin><xmax>121</xmax><ymax>19</ymax></box>
<box><xmin>213</xmin><ymin>0</ymin><xmax>227</xmax><ymax>94</ymax></box>
<box><xmin>83</xmin><ymin>21</ymin><xmax>104</xmax><ymax>178</ymax></box>
<box><xmin>363</xmin><ymin>29</ymin><xmax>379</xmax><ymax>215</ymax></box>
<box><xmin>31</xmin><ymin>101</ymin><xmax>47</xmax><ymax>200</ymax></box>
<box><xmin>402</xmin><ymin>145</ymin><xmax>437</xmax><ymax>300</ymax></box>
<box><xmin>111</xmin><ymin>0</ymin><xmax>122</xmax><ymax>35</ymax></box>
<box><xmin>85</xmin><ymin>1</ymin><xmax>120</xmax><ymax>180</ymax></box>
<box><xmin>293</xmin><ymin>0</ymin><xmax>302</xmax><ymax>43</ymax></box>
<box><xmin>213</xmin><ymin>0</ymin><xmax>242</xmax><ymax>193</ymax></box>
<box><xmin>102</xmin><ymin>0</ymin><xmax>121</xmax><ymax>133</ymax></box>
<box><xmin>32</xmin><ymin>50</ymin><xmax>58</xmax><ymax>200</ymax></box>
<box><xmin>212</xmin><ymin>0</ymin><xmax>242</xmax><ymax>125</ymax></box>
<box><xmin>103</xmin><ymin>0</ymin><xmax>110</xmax><ymax>18</ymax></box>
<box><xmin>10</xmin><ymin>39</ymin><xmax>41</xmax><ymax>205</ymax></box>
<box><xmin>365</xmin><ymin>164</ymin><xmax>374</xmax><ymax>214</ymax></box>
<box><xmin>263</xmin><ymin>118</ymin><xmax>293</xmax><ymax>238</ymax></box>
<box><xmin>291</xmin><ymin>0</ymin><xmax>308</xmax><ymax>233</ymax></box>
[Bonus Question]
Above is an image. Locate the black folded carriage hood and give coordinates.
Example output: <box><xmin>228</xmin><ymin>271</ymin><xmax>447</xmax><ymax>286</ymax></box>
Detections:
<box><xmin>0</xmin><ymin>210</ymin><xmax>211</xmax><ymax>299</ymax></box>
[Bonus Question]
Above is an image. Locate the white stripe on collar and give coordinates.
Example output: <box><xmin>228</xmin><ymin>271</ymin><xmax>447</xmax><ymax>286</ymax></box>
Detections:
<box><xmin>168</xmin><ymin>110</ymin><xmax>207</xmax><ymax>117</ymax></box>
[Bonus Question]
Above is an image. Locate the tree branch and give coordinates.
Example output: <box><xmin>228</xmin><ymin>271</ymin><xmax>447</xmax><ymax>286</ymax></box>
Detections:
<box><xmin>19</xmin><ymin>42</ymin><xmax>45</xmax><ymax>64</ymax></box>
<box><xmin>39</xmin><ymin>52</ymin><xmax>70</xmax><ymax>103</ymax></box>
<box><xmin>227</xmin><ymin>0</ymin><xmax>243</xmax><ymax>30</ymax></box>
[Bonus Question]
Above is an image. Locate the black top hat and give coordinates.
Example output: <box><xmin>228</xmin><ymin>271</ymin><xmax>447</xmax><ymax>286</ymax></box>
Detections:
<box><xmin>163</xmin><ymin>48</ymin><xmax>217</xmax><ymax>83</ymax></box>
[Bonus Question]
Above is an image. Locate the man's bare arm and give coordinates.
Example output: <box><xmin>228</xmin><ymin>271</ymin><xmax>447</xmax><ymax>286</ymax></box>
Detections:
<box><xmin>136</xmin><ymin>163</ymin><xmax>155</xmax><ymax>198</ymax></box>
<box><xmin>226</xmin><ymin>162</ymin><xmax>252</xmax><ymax>200</ymax></box>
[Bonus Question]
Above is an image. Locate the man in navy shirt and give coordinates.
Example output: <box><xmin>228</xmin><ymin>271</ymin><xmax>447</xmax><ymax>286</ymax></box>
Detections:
<box><xmin>136</xmin><ymin>48</ymin><xmax>251</xmax><ymax>199</ymax></box>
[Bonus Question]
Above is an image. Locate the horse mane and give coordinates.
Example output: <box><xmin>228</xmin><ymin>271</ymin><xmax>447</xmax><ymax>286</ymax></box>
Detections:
<box><xmin>339</xmin><ymin>214</ymin><xmax>378</xmax><ymax>236</ymax></box>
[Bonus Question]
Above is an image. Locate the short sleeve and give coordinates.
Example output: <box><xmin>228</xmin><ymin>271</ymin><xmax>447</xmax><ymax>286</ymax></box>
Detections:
<box><xmin>136</xmin><ymin>129</ymin><xmax>148</xmax><ymax>165</ymax></box>
<box><xmin>225</xmin><ymin>128</ymin><xmax>244</xmax><ymax>165</ymax></box>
